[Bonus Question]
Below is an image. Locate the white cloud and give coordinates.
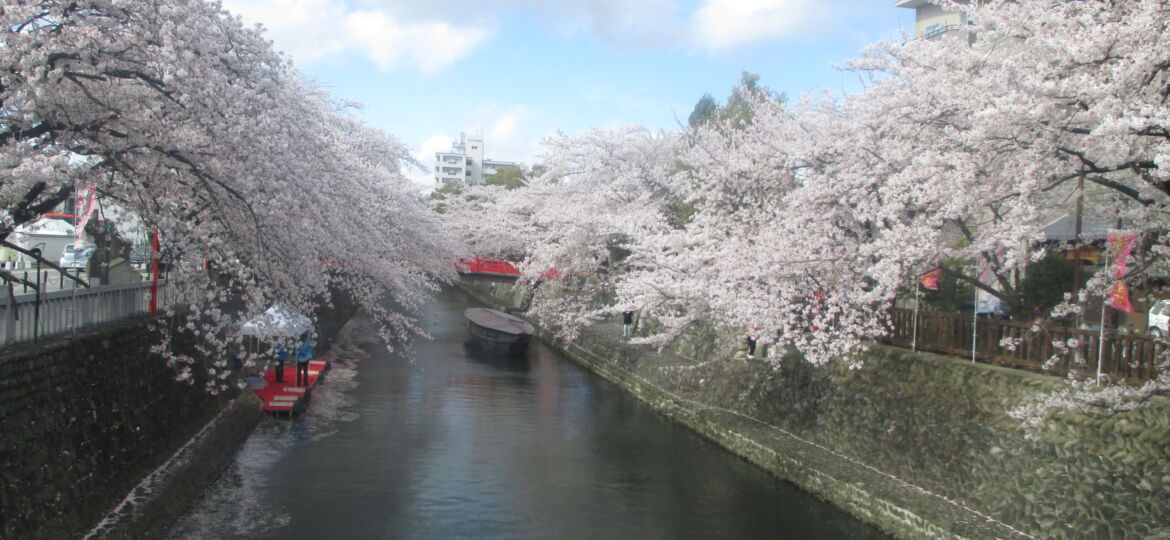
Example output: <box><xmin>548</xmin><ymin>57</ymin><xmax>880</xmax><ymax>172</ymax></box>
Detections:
<box><xmin>486</xmin><ymin>106</ymin><xmax>528</xmax><ymax>143</ymax></box>
<box><xmin>405</xmin><ymin>134</ymin><xmax>456</xmax><ymax>189</ymax></box>
<box><xmin>226</xmin><ymin>0</ymin><xmax>891</xmax><ymax>66</ymax></box>
<box><xmin>536</xmin><ymin>0</ymin><xmax>683</xmax><ymax>48</ymax></box>
<box><xmin>690</xmin><ymin>0</ymin><xmax>831</xmax><ymax>52</ymax></box>
<box><xmin>354</xmin><ymin>0</ymin><xmax>684</xmax><ymax>49</ymax></box>
<box><xmin>223</xmin><ymin>0</ymin><xmax>491</xmax><ymax>73</ymax></box>
<box><xmin>459</xmin><ymin>105</ymin><xmax>543</xmax><ymax>166</ymax></box>
<box><xmin>343</xmin><ymin>13</ymin><xmax>490</xmax><ymax>74</ymax></box>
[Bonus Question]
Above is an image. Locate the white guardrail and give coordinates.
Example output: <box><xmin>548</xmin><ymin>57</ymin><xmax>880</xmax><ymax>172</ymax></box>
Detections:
<box><xmin>0</xmin><ymin>279</ymin><xmax>171</xmax><ymax>346</ymax></box>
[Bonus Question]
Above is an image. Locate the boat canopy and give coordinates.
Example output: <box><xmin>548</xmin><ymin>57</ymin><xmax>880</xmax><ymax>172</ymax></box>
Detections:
<box><xmin>464</xmin><ymin>308</ymin><xmax>534</xmax><ymax>336</ymax></box>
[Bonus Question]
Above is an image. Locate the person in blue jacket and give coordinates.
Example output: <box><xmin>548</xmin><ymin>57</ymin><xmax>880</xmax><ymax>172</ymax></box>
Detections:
<box><xmin>296</xmin><ymin>336</ymin><xmax>316</xmax><ymax>386</ymax></box>
<box><xmin>273</xmin><ymin>343</ymin><xmax>288</xmax><ymax>383</ymax></box>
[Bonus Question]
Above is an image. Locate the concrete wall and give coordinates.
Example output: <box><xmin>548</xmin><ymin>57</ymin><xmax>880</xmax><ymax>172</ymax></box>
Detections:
<box><xmin>0</xmin><ymin>317</ymin><xmax>251</xmax><ymax>539</ymax></box>
<box><xmin>461</xmin><ymin>280</ymin><xmax>1170</xmax><ymax>539</ymax></box>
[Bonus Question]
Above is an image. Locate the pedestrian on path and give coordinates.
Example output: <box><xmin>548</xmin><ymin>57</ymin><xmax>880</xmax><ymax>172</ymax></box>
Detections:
<box><xmin>622</xmin><ymin>311</ymin><xmax>634</xmax><ymax>337</ymax></box>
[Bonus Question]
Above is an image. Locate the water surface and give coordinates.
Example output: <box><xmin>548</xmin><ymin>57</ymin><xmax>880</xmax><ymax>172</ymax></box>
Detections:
<box><xmin>169</xmin><ymin>287</ymin><xmax>888</xmax><ymax>539</ymax></box>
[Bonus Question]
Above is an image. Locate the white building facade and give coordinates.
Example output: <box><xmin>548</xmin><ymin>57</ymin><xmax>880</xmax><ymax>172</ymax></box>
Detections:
<box><xmin>435</xmin><ymin>135</ymin><xmax>517</xmax><ymax>185</ymax></box>
<box><xmin>896</xmin><ymin>0</ymin><xmax>973</xmax><ymax>40</ymax></box>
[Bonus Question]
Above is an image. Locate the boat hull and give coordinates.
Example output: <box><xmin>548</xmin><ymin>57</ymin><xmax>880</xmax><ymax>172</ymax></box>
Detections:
<box><xmin>464</xmin><ymin>308</ymin><xmax>535</xmax><ymax>356</ymax></box>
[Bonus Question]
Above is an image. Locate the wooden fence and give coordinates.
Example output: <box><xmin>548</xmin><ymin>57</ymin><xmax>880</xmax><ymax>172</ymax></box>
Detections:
<box><xmin>884</xmin><ymin>308</ymin><xmax>1166</xmax><ymax>383</ymax></box>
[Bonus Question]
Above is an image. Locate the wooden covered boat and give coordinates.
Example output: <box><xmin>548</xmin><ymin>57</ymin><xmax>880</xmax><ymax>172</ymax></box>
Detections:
<box><xmin>464</xmin><ymin>307</ymin><xmax>535</xmax><ymax>355</ymax></box>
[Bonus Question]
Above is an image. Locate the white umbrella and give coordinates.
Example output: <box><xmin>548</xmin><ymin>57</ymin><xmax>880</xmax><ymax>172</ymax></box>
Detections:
<box><xmin>240</xmin><ymin>304</ymin><xmax>312</xmax><ymax>337</ymax></box>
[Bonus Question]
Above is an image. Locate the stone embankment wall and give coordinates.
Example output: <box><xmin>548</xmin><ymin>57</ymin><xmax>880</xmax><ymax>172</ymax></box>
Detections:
<box><xmin>461</xmin><ymin>281</ymin><xmax>1170</xmax><ymax>539</ymax></box>
<box><xmin>0</xmin><ymin>316</ymin><xmax>251</xmax><ymax>540</ymax></box>
<box><xmin>0</xmin><ymin>289</ymin><xmax>358</xmax><ymax>540</ymax></box>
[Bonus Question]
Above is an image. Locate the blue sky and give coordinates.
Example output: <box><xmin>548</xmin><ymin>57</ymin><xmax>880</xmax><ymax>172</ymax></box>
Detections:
<box><xmin>222</xmin><ymin>0</ymin><xmax>915</xmax><ymax>187</ymax></box>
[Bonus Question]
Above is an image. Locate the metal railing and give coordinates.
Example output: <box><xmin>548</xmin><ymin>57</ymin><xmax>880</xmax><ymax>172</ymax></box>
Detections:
<box><xmin>922</xmin><ymin>24</ymin><xmax>960</xmax><ymax>39</ymax></box>
<box><xmin>456</xmin><ymin>257</ymin><xmax>522</xmax><ymax>276</ymax></box>
<box><xmin>0</xmin><ymin>280</ymin><xmax>170</xmax><ymax>346</ymax></box>
<box><xmin>884</xmin><ymin>308</ymin><xmax>1166</xmax><ymax>383</ymax></box>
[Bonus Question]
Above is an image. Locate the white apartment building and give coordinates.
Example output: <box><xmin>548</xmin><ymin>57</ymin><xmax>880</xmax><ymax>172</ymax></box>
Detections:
<box><xmin>896</xmin><ymin>0</ymin><xmax>973</xmax><ymax>40</ymax></box>
<box><xmin>435</xmin><ymin>134</ymin><xmax>517</xmax><ymax>185</ymax></box>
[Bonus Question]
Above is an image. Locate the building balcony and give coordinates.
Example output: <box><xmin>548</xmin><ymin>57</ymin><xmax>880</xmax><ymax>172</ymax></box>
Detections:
<box><xmin>922</xmin><ymin>23</ymin><xmax>960</xmax><ymax>39</ymax></box>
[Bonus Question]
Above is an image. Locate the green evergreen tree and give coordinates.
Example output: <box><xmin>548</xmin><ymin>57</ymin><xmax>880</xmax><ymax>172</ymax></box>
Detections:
<box><xmin>687</xmin><ymin>72</ymin><xmax>786</xmax><ymax>131</ymax></box>
<box><xmin>688</xmin><ymin>93</ymin><xmax>718</xmax><ymax>128</ymax></box>
<box><xmin>484</xmin><ymin>166</ymin><xmax>526</xmax><ymax>190</ymax></box>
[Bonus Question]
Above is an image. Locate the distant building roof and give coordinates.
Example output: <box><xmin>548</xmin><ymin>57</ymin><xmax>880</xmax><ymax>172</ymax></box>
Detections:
<box><xmin>1040</xmin><ymin>214</ymin><xmax>1117</xmax><ymax>242</ymax></box>
<box><xmin>14</xmin><ymin>217</ymin><xmax>74</xmax><ymax>237</ymax></box>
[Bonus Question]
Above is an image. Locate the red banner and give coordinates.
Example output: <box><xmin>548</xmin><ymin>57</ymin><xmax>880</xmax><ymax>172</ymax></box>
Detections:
<box><xmin>1106</xmin><ymin>230</ymin><xmax>1137</xmax><ymax>279</ymax></box>
<box><xmin>1105</xmin><ymin>230</ymin><xmax>1137</xmax><ymax>312</ymax></box>
<box><xmin>74</xmin><ymin>183</ymin><xmax>96</xmax><ymax>243</ymax></box>
<box><xmin>1108</xmin><ymin>281</ymin><xmax>1134</xmax><ymax>313</ymax></box>
<box><xmin>919</xmin><ymin>267</ymin><xmax>942</xmax><ymax>291</ymax></box>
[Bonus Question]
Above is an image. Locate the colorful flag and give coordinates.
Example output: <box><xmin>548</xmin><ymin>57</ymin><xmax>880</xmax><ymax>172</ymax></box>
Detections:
<box><xmin>1106</xmin><ymin>230</ymin><xmax>1137</xmax><ymax>279</ymax></box>
<box><xmin>1107</xmin><ymin>281</ymin><xmax>1134</xmax><ymax>313</ymax></box>
<box><xmin>74</xmin><ymin>183</ymin><xmax>97</xmax><ymax>243</ymax></box>
<box><xmin>975</xmin><ymin>246</ymin><xmax>1005</xmax><ymax>315</ymax></box>
<box><xmin>919</xmin><ymin>267</ymin><xmax>942</xmax><ymax>290</ymax></box>
<box><xmin>976</xmin><ymin>246</ymin><xmax>1004</xmax><ymax>285</ymax></box>
<box><xmin>1104</xmin><ymin>230</ymin><xmax>1137</xmax><ymax>312</ymax></box>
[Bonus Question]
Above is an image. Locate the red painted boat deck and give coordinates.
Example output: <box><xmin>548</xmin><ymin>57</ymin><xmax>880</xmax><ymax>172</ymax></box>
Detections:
<box><xmin>250</xmin><ymin>359</ymin><xmax>331</xmax><ymax>415</ymax></box>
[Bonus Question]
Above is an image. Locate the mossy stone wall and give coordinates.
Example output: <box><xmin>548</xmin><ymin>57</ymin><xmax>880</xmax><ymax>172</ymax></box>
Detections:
<box><xmin>0</xmin><ymin>317</ymin><xmax>240</xmax><ymax>539</ymax></box>
<box><xmin>0</xmin><ymin>287</ymin><xmax>358</xmax><ymax>539</ymax></box>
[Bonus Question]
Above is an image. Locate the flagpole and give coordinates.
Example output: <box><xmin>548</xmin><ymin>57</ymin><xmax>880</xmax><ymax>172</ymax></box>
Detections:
<box><xmin>912</xmin><ymin>285</ymin><xmax>920</xmax><ymax>353</ymax></box>
<box><xmin>972</xmin><ymin>287</ymin><xmax>978</xmax><ymax>364</ymax></box>
<box><xmin>1096</xmin><ymin>250</ymin><xmax>1110</xmax><ymax>387</ymax></box>
<box><xmin>1096</xmin><ymin>297</ymin><xmax>1107</xmax><ymax>386</ymax></box>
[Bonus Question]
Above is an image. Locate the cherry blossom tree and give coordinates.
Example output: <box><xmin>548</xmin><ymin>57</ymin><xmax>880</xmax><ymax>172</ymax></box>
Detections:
<box><xmin>628</xmin><ymin>0</ymin><xmax>1170</xmax><ymax>370</ymax></box>
<box><xmin>3</xmin><ymin>0</ymin><xmax>459</xmax><ymax>391</ymax></box>
<box><xmin>449</xmin><ymin>2</ymin><xmax>1170</xmax><ymax>403</ymax></box>
<box><xmin>840</xmin><ymin>0</ymin><xmax>1170</xmax><ymax>299</ymax></box>
<box><xmin>438</xmin><ymin>127</ymin><xmax>683</xmax><ymax>334</ymax></box>
<box><xmin>831</xmin><ymin>0</ymin><xmax>1170</xmax><ymax>404</ymax></box>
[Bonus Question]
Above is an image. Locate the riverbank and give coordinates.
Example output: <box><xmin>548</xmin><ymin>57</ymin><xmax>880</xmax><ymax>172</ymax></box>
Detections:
<box><xmin>458</xmin><ymin>280</ymin><xmax>1170</xmax><ymax>539</ymax></box>
<box><xmin>0</xmin><ymin>287</ymin><xmax>360</xmax><ymax>540</ymax></box>
<box><xmin>0</xmin><ymin>317</ymin><xmax>249</xmax><ymax>540</ymax></box>
<box><xmin>87</xmin><ymin>292</ymin><xmax>360</xmax><ymax>539</ymax></box>
<box><xmin>84</xmin><ymin>394</ymin><xmax>263</xmax><ymax>538</ymax></box>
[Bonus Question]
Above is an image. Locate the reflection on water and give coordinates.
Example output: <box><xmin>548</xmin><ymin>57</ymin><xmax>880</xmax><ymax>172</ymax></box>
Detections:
<box><xmin>169</xmin><ymin>288</ymin><xmax>888</xmax><ymax>539</ymax></box>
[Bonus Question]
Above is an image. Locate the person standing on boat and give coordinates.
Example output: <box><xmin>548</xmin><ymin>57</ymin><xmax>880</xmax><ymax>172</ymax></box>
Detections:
<box><xmin>622</xmin><ymin>311</ymin><xmax>634</xmax><ymax>337</ymax></box>
<box><xmin>273</xmin><ymin>344</ymin><xmax>288</xmax><ymax>383</ymax></box>
<box><xmin>296</xmin><ymin>336</ymin><xmax>315</xmax><ymax>386</ymax></box>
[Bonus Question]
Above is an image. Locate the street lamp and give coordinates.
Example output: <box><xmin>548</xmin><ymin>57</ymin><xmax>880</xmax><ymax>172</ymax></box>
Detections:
<box><xmin>31</xmin><ymin>242</ymin><xmax>45</xmax><ymax>270</ymax></box>
<box><xmin>30</xmin><ymin>245</ymin><xmax>42</xmax><ymax>342</ymax></box>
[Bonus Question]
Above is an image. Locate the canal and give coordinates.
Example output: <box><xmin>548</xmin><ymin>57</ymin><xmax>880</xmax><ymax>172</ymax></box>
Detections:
<box><xmin>168</xmin><ymin>287</ymin><xmax>888</xmax><ymax>539</ymax></box>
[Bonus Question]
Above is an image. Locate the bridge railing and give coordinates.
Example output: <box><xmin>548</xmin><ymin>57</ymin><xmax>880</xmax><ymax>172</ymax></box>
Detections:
<box><xmin>457</xmin><ymin>258</ymin><xmax>522</xmax><ymax>276</ymax></box>
<box><xmin>457</xmin><ymin>257</ymin><xmax>590</xmax><ymax>281</ymax></box>
<box><xmin>0</xmin><ymin>280</ymin><xmax>171</xmax><ymax>346</ymax></box>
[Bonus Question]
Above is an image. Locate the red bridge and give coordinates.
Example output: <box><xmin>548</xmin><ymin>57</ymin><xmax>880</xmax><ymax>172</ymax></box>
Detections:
<box><xmin>457</xmin><ymin>257</ymin><xmax>522</xmax><ymax>277</ymax></box>
<box><xmin>456</xmin><ymin>258</ymin><xmax>585</xmax><ymax>282</ymax></box>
